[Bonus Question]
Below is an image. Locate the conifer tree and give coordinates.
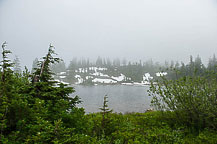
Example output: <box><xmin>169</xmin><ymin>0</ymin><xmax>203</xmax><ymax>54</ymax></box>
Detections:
<box><xmin>14</xmin><ymin>44</ymin><xmax>86</xmax><ymax>143</ymax></box>
<box><xmin>32</xmin><ymin>44</ymin><xmax>60</xmax><ymax>83</ymax></box>
<box><xmin>31</xmin><ymin>58</ymin><xmax>38</xmax><ymax>73</ymax></box>
<box><xmin>99</xmin><ymin>95</ymin><xmax>113</xmax><ymax>136</ymax></box>
<box><xmin>13</xmin><ymin>55</ymin><xmax>22</xmax><ymax>74</ymax></box>
<box><xmin>29</xmin><ymin>44</ymin><xmax>84</xmax><ymax>128</ymax></box>
<box><xmin>0</xmin><ymin>42</ymin><xmax>14</xmax><ymax>140</ymax></box>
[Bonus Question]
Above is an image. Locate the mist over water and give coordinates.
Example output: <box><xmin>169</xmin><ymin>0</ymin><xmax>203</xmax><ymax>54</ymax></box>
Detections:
<box><xmin>73</xmin><ymin>85</ymin><xmax>152</xmax><ymax>113</ymax></box>
<box><xmin>0</xmin><ymin>0</ymin><xmax>217</xmax><ymax>68</ymax></box>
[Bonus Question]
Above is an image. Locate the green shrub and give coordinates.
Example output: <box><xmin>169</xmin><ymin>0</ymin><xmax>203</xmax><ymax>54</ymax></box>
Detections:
<box><xmin>149</xmin><ymin>73</ymin><xmax>217</xmax><ymax>132</ymax></box>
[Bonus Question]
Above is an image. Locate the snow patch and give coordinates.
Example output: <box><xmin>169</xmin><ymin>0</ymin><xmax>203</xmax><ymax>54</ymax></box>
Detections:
<box><xmin>54</xmin><ymin>79</ymin><xmax>70</xmax><ymax>85</ymax></box>
<box><xmin>89</xmin><ymin>67</ymin><xmax>107</xmax><ymax>71</ymax></box>
<box><xmin>59</xmin><ymin>72</ymin><xmax>66</xmax><ymax>75</ymax></box>
<box><xmin>74</xmin><ymin>75</ymin><xmax>83</xmax><ymax>84</ymax></box>
<box><xmin>86</xmin><ymin>76</ymin><xmax>93</xmax><ymax>79</ymax></box>
<box><xmin>92</xmin><ymin>78</ymin><xmax>117</xmax><ymax>84</ymax></box>
<box><xmin>59</xmin><ymin>76</ymin><xmax>66</xmax><ymax>79</ymax></box>
<box><xmin>75</xmin><ymin>75</ymin><xmax>81</xmax><ymax>78</ymax></box>
<box><xmin>143</xmin><ymin>73</ymin><xmax>153</xmax><ymax>81</ymax></box>
<box><xmin>91</xmin><ymin>72</ymin><xmax>109</xmax><ymax>77</ymax></box>
<box><xmin>156</xmin><ymin>72</ymin><xmax>167</xmax><ymax>77</ymax></box>
<box><xmin>112</xmin><ymin>74</ymin><xmax>125</xmax><ymax>82</ymax></box>
<box><xmin>121</xmin><ymin>83</ymin><xmax>133</xmax><ymax>86</ymax></box>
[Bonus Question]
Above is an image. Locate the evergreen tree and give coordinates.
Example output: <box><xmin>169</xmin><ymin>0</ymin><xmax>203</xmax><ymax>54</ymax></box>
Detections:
<box><xmin>208</xmin><ymin>54</ymin><xmax>217</xmax><ymax>72</ymax></box>
<box><xmin>106</xmin><ymin>58</ymin><xmax>112</xmax><ymax>67</ymax></box>
<box><xmin>68</xmin><ymin>57</ymin><xmax>78</xmax><ymax>70</ymax></box>
<box><xmin>187</xmin><ymin>55</ymin><xmax>194</xmax><ymax>76</ymax></box>
<box><xmin>31</xmin><ymin>58</ymin><xmax>38</xmax><ymax>73</ymax></box>
<box><xmin>96</xmin><ymin>56</ymin><xmax>103</xmax><ymax>67</ymax></box>
<box><xmin>194</xmin><ymin>55</ymin><xmax>204</xmax><ymax>75</ymax></box>
<box><xmin>174</xmin><ymin>61</ymin><xmax>180</xmax><ymax>69</ymax></box>
<box><xmin>0</xmin><ymin>42</ymin><xmax>13</xmax><ymax>140</ymax></box>
<box><xmin>13</xmin><ymin>55</ymin><xmax>22</xmax><ymax>74</ymax></box>
<box><xmin>0</xmin><ymin>43</ymin><xmax>87</xmax><ymax>143</ymax></box>
<box><xmin>113</xmin><ymin>58</ymin><xmax>120</xmax><ymax>67</ymax></box>
<box><xmin>122</xmin><ymin>58</ymin><xmax>127</xmax><ymax>66</ymax></box>
<box><xmin>0</xmin><ymin>42</ymin><xmax>24</xmax><ymax>141</ymax></box>
<box><xmin>99</xmin><ymin>95</ymin><xmax>113</xmax><ymax>136</ymax></box>
<box><xmin>81</xmin><ymin>58</ymin><xmax>87</xmax><ymax>67</ymax></box>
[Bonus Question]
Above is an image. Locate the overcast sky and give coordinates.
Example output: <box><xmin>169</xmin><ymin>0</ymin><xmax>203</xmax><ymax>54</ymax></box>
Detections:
<box><xmin>0</xmin><ymin>0</ymin><xmax>217</xmax><ymax>68</ymax></box>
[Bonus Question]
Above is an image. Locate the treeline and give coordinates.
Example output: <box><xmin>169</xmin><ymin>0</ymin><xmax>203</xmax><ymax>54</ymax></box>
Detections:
<box><xmin>165</xmin><ymin>55</ymin><xmax>217</xmax><ymax>80</ymax></box>
<box><xmin>32</xmin><ymin>57</ymin><xmax>162</xmax><ymax>83</ymax></box>
<box><xmin>45</xmin><ymin>55</ymin><xmax>217</xmax><ymax>83</ymax></box>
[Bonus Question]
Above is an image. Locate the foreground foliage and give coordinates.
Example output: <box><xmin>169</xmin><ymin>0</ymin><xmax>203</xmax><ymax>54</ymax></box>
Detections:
<box><xmin>0</xmin><ymin>43</ymin><xmax>216</xmax><ymax>143</ymax></box>
<box><xmin>0</xmin><ymin>43</ymin><xmax>86</xmax><ymax>143</ymax></box>
<box><xmin>85</xmin><ymin>112</ymin><xmax>217</xmax><ymax>144</ymax></box>
<box><xmin>149</xmin><ymin>71</ymin><xmax>217</xmax><ymax>132</ymax></box>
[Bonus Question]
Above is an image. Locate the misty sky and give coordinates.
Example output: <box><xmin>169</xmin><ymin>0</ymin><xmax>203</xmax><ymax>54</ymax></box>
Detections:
<box><xmin>0</xmin><ymin>0</ymin><xmax>217</xmax><ymax>68</ymax></box>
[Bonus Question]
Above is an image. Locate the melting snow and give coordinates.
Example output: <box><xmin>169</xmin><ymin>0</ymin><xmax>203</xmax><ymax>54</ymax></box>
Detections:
<box><xmin>92</xmin><ymin>78</ymin><xmax>117</xmax><ymax>84</ymax></box>
<box><xmin>112</xmin><ymin>74</ymin><xmax>125</xmax><ymax>81</ymax></box>
<box><xmin>75</xmin><ymin>75</ymin><xmax>81</xmax><ymax>78</ymax></box>
<box><xmin>156</xmin><ymin>72</ymin><xmax>167</xmax><ymax>77</ymax></box>
<box><xmin>54</xmin><ymin>79</ymin><xmax>70</xmax><ymax>85</ymax></box>
<box><xmin>59</xmin><ymin>72</ymin><xmax>66</xmax><ymax>75</ymax></box>
<box><xmin>59</xmin><ymin>76</ymin><xmax>66</xmax><ymax>79</ymax></box>
<box><xmin>91</xmin><ymin>72</ymin><xmax>109</xmax><ymax>77</ymax></box>
<box><xmin>75</xmin><ymin>75</ymin><xmax>83</xmax><ymax>84</ymax></box>
<box><xmin>86</xmin><ymin>76</ymin><xmax>93</xmax><ymax>79</ymax></box>
<box><xmin>97</xmin><ymin>67</ymin><xmax>107</xmax><ymax>71</ymax></box>
<box><xmin>143</xmin><ymin>73</ymin><xmax>153</xmax><ymax>81</ymax></box>
<box><xmin>121</xmin><ymin>83</ymin><xmax>133</xmax><ymax>86</ymax></box>
<box><xmin>88</xmin><ymin>67</ymin><xmax>107</xmax><ymax>71</ymax></box>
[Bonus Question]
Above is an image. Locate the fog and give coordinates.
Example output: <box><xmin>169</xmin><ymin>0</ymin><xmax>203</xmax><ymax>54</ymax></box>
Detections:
<box><xmin>0</xmin><ymin>0</ymin><xmax>217</xmax><ymax>68</ymax></box>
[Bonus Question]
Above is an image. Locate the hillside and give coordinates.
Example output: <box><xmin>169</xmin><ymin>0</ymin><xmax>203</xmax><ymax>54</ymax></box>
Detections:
<box><xmin>54</xmin><ymin>66</ymin><xmax>167</xmax><ymax>85</ymax></box>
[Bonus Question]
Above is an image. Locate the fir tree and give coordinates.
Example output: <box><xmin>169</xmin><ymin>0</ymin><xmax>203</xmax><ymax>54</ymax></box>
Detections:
<box><xmin>31</xmin><ymin>58</ymin><xmax>38</xmax><ymax>73</ymax></box>
<box><xmin>13</xmin><ymin>55</ymin><xmax>22</xmax><ymax>74</ymax></box>
<box><xmin>0</xmin><ymin>42</ymin><xmax>15</xmax><ymax>140</ymax></box>
<box><xmin>99</xmin><ymin>95</ymin><xmax>113</xmax><ymax>136</ymax></box>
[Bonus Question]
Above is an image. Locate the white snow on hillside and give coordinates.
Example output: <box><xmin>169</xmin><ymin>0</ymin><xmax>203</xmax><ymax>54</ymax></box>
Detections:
<box><xmin>156</xmin><ymin>72</ymin><xmax>167</xmax><ymax>77</ymax></box>
<box><xmin>75</xmin><ymin>68</ymin><xmax>88</xmax><ymax>73</ymax></box>
<box><xmin>60</xmin><ymin>81</ymin><xmax>70</xmax><ymax>85</ymax></box>
<box><xmin>122</xmin><ymin>83</ymin><xmax>133</xmax><ymax>86</ymax></box>
<box><xmin>56</xmin><ymin>67</ymin><xmax>157</xmax><ymax>85</ymax></box>
<box><xmin>92</xmin><ymin>78</ymin><xmax>117</xmax><ymax>84</ymax></box>
<box><xmin>89</xmin><ymin>67</ymin><xmax>107</xmax><ymax>71</ymax></box>
<box><xmin>112</xmin><ymin>74</ymin><xmax>125</xmax><ymax>81</ymax></box>
<box><xmin>91</xmin><ymin>72</ymin><xmax>109</xmax><ymax>77</ymax></box>
<box><xmin>140</xmin><ymin>73</ymin><xmax>153</xmax><ymax>84</ymax></box>
<box><xmin>143</xmin><ymin>73</ymin><xmax>153</xmax><ymax>81</ymax></box>
<box><xmin>54</xmin><ymin>79</ymin><xmax>70</xmax><ymax>85</ymax></box>
<box><xmin>59</xmin><ymin>76</ymin><xmax>66</xmax><ymax>79</ymax></box>
<box><xmin>75</xmin><ymin>75</ymin><xmax>81</xmax><ymax>78</ymax></box>
<box><xmin>97</xmin><ymin>67</ymin><xmax>107</xmax><ymax>71</ymax></box>
<box><xmin>59</xmin><ymin>72</ymin><xmax>66</xmax><ymax>75</ymax></box>
<box><xmin>75</xmin><ymin>75</ymin><xmax>83</xmax><ymax>84</ymax></box>
<box><xmin>86</xmin><ymin>76</ymin><xmax>93</xmax><ymax>79</ymax></box>
<box><xmin>141</xmin><ymin>81</ymin><xmax>151</xmax><ymax>85</ymax></box>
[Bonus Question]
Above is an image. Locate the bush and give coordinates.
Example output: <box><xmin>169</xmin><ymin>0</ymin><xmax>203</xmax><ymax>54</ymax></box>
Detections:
<box><xmin>149</xmin><ymin>72</ymin><xmax>217</xmax><ymax>132</ymax></box>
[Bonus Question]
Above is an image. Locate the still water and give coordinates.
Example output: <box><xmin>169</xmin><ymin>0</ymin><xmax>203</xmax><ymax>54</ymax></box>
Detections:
<box><xmin>71</xmin><ymin>85</ymin><xmax>152</xmax><ymax>114</ymax></box>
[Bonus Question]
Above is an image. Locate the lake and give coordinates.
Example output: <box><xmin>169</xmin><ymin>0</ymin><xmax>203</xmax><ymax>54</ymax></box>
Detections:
<box><xmin>71</xmin><ymin>85</ymin><xmax>152</xmax><ymax>113</ymax></box>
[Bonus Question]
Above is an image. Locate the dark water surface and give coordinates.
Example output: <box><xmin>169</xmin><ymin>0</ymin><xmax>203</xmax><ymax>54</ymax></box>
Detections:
<box><xmin>71</xmin><ymin>85</ymin><xmax>152</xmax><ymax>113</ymax></box>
